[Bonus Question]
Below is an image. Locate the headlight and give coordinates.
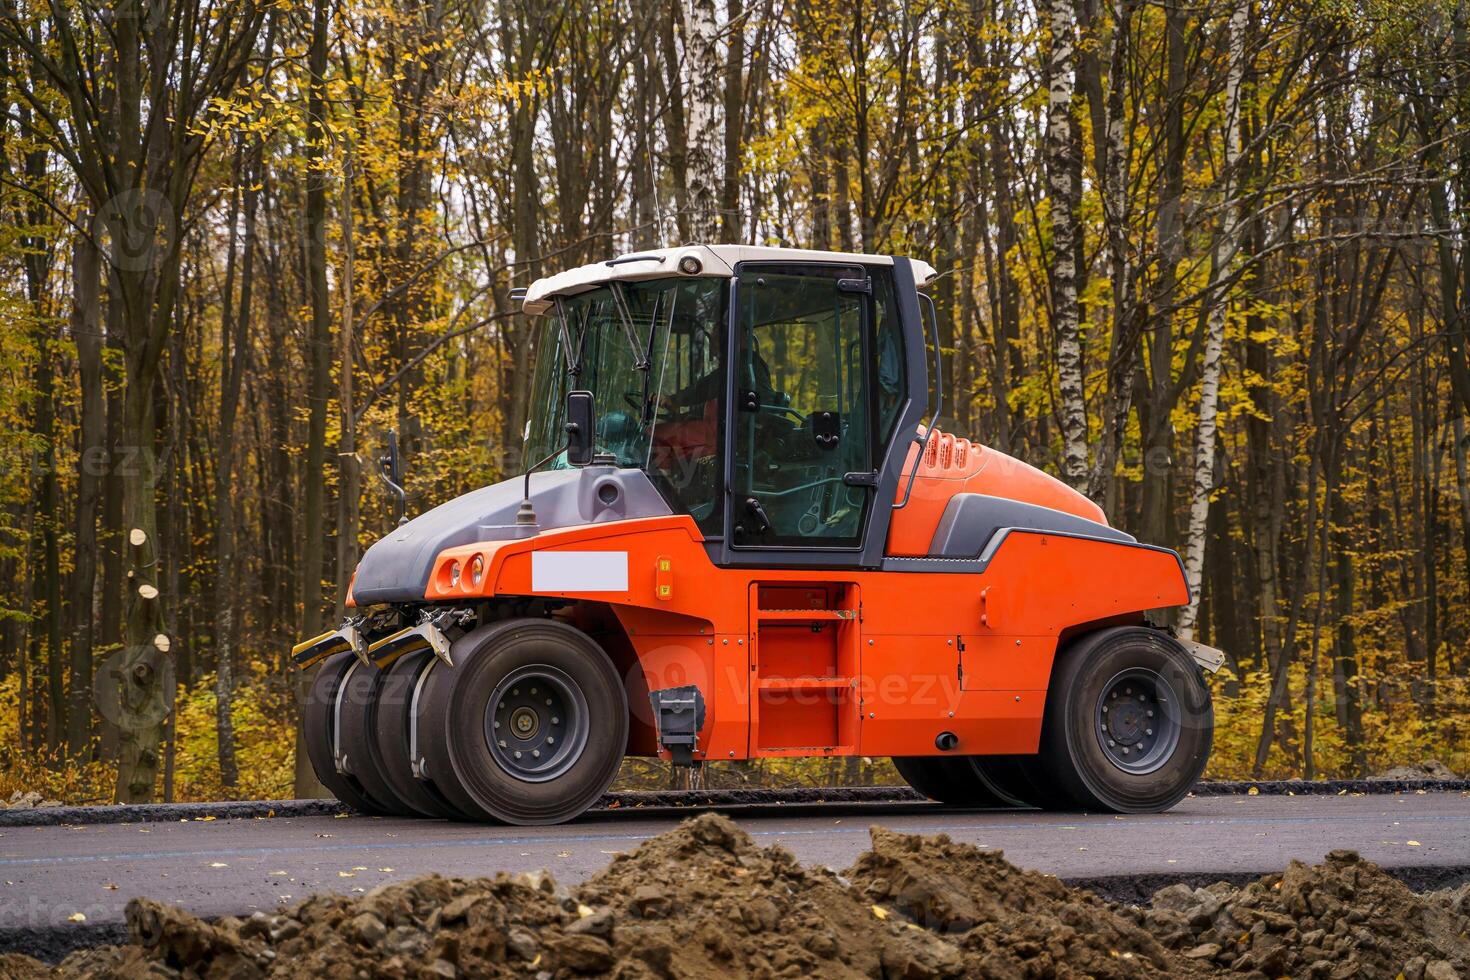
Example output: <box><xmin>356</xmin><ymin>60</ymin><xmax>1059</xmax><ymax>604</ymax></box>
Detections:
<box><xmin>469</xmin><ymin>554</ymin><xmax>484</xmax><ymax>588</ymax></box>
<box><xmin>449</xmin><ymin>559</ymin><xmax>462</xmax><ymax>587</ymax></box>
<box><xmin>678</xmin><ymin>255</ymin><xmax>702</xmax><ymax>275</ymax></box>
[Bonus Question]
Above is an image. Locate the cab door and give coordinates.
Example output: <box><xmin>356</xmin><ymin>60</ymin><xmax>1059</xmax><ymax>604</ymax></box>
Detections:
<box><xmin>722</xmin><ymin>264</ymin><xmax>877</xmax><ymax>566</ymax></box>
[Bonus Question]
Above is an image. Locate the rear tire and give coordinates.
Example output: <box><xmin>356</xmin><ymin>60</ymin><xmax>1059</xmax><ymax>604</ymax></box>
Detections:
<box><xmin>418</xmin><ymin>619</ymin><xmax>628</xmax><ymax>825</ymax></box>
<box><xmin>892</xmin><ymin>756</ymin><xmax>1029</xmax><ymax>808</ymax></box>
<box><xmin>304</xmin><ymin>652</ymin><xmax>390</xmax><ymax>816</ymax></box>
<box><xmin>1038</xmin><ymin>626</ymin><xmax>1213</xmax><ymax>812</ymax></box>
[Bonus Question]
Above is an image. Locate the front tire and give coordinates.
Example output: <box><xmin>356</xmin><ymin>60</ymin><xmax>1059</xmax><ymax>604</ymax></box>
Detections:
<box><xmin>304</xmin><ymin>652</ymin><xmax>390</xmax><ymax>815</ymax></box>
<box><xmin>418</xmin><ymin>619</ymin><xmax>627</xmax><ymax>825</ymax></box>
<box><xmin>374</xmin><ymin>650</ymin><xmax>465</xmax><ymax>820</ymax></box>
<box><xmin>1039</xmin><ymin>627</ymin><xmax>1213</xmax><ymax>812</ymax></box>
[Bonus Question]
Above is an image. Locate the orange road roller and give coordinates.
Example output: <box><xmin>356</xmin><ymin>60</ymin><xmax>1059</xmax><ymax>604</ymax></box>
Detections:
<box><xmin>294</xmin><ymin>245</ymin><xmax>1223</xmax><ymax>825</ymax></box>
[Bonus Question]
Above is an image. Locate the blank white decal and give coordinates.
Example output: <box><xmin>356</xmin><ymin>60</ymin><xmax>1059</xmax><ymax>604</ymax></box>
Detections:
<box><xmin>531</xmin><ymin>551</ymin><xmax>629</xmax><ymax>592</ymax></box>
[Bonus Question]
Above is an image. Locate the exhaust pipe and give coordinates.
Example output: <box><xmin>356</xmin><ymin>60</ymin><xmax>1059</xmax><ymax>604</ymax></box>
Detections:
<box><xmin>368</xmin><ymin>620</ymin><xmax>452</xmax><ymax>669</ymax></box>
<box><xmin>292</xmin><ymin>622</ymin><xmax>369</xmax><ymax>669</ymax></box>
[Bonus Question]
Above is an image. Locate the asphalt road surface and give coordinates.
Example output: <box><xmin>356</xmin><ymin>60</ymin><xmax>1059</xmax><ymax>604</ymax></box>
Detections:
<box><xmin>0</xmin><ymin>792</ymin><xmax>1464</xmax><ymax>941</ymax></box>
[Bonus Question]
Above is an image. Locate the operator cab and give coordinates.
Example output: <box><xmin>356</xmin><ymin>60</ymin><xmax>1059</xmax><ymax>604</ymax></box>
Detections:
<box><xmin>521</xmin><ymin>245</ymin><xmax>937</xmax><ymax>569</ymax></box>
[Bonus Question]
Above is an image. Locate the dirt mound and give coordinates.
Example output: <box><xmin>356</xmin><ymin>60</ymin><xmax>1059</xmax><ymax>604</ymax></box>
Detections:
<box><xmin>574</xmin><ymin>810</ymin><xmax>954</xmax><ymax>977</ymax></box>
<box><xmin>1133</xmin><ymin>849</ymin><xmax>1470</xmax><ymax>978</ymax></box>
<box><xmin>5</xmin><ymin>818</ymin><xmax>1465</xmax><ymax>979</ymax></box>
<box><xmin>1370</xmin><ymin>760</ymin><xmax>1461</xmax><ymax>781</ymax></box>
<box><xmin>847</xmin><ymin>826</ymin><xmax>1199</xmax><ymax>978</ymax></box>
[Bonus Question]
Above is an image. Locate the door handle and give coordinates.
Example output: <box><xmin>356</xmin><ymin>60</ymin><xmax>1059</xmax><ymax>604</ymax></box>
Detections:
<box><xmin>744</xmin><ymin>497</ymin><xmax>772</xmax><ymax>535</ymax></box>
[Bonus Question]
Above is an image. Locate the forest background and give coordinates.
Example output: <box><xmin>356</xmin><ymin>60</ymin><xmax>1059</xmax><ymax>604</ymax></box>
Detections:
<box><xmin>1</xmin><ymin>0</ymin><xmax>1467</xmax><ymax>803</ymax></box>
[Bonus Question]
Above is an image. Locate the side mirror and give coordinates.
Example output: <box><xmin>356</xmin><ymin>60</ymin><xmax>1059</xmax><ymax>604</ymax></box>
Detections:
<box><xmin>565</xmin><ymin>390</ymin><xmax>596</xmax><ymax>466</ymax></box>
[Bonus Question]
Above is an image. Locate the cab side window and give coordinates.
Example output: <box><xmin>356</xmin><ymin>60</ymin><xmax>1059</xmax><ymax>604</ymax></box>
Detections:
<box><xmin>872</xmin><ymin>269</ymin><xmax>906</xmax><ymax>444</ymax></box>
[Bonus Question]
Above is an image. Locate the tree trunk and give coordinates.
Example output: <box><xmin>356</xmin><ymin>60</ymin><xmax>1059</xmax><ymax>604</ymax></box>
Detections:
<box><xmin>299</xmin><ymin>0</ymin><xmax>332</xmax><ymax>644</ymax></box>
<box><xmin>337</xmin><ymin>145</ymin><xmax>360</xmax><ymax>618</ymax></box>
<box><xmin>1045</xmin><ymin>0</ymin><xmax>1087</xmax><ymax>486</ymax></box>
<box><xmin>1179</xmin><ymin>0</ymin><xmax>1247</xmax><ymax>637</ymax></box>
<box><xmin>69</xmin><ymin>227</ymin><xmax>104</xmax><ymax>758</ymax></box>
<box><xmin>681</xmin><ymin>0</ymin><xmax>725</xmax><ymax>240</ymax></box>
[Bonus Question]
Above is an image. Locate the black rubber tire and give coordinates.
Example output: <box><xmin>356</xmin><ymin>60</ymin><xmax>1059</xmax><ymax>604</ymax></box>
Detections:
<box><xmin>891</xmin><ymin>756</ymin><xmax>1029</xmax><ymax>808</ymax></box>
<box><xmin>336</xmin><ymin>657</ymin><xmax>441</xmax><ymax>818</ymax></box>
<box><xmin>971</xmin><ymin>755</ymin><xmax>1073</xmax><ymax>810</ymax></box>
<box><xmin>418</xmin><ymin>619</ymin><xmax>628</xmax><ymax>825</ymax></box>
<box><xmin>303</xmin><ymin>652</ymin><xmax>390</xmax><ymax>816</ymax></box>
<box><xmin>374</xmin><ymin>651</ymin><xmax>466</xmax><ymax>820</ymax></box>
<box><xmin>1037</xmin><ymin>626</ymin><xmax>1213</xmax><ymax>813</ymax></box>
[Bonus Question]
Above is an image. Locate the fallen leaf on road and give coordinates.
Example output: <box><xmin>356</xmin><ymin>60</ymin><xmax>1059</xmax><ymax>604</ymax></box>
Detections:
<box><xmin>338</xmin><ymin>871</ymin><xmax>356</xmax><ymax>878</ymax></box>
<box><xmin>67</xmin><ymin>913</ymin><xmax>86</xmax><ymax>922</ymax></box>
<box><xmin>871</xmin><ymin>905</ymin><xmax>889</xmax><ymax>920</ymax></box>
<box><xmin>209</xmin><ymin>862</ymin><xmax>228</xmax><ymax>868</ymax></box>
<box><xmin>1407</xmin><ymin>840</ymin><xmax>1421</xmax><ymax>846</ymax></box>
<box><xmin>378</xmin><ymin>868</ymin><xmax>393</xmax><ymax>873</ymax></box>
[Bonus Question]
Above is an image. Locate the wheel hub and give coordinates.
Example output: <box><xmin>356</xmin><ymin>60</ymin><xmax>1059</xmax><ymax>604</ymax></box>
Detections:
<box><xmin>1095</xmin><ymin>668</ymin><xmax>1182</xmax><ymax>775</ymax></box>
<box><xmin>510</xmin><ymin>706</ymin><xmax>540</xmax><ymax>740</ymax></box>
<box><xmin>485</xmin><ymin>665</ymin><xmax>589</xmax><ymax>783</ymax></box>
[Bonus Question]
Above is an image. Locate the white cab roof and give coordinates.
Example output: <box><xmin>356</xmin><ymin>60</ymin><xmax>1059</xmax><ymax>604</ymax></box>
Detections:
<box><xmin>521</xmin><ymin>244</ymin><xmax>938</xmax><ymax>315</ymax></box>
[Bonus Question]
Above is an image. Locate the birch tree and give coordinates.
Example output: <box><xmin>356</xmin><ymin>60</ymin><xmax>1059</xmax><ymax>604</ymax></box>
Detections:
<box><xmin>1045</xmin><ymin>0</ymin><xmax>1088</xmax><ymax>487</ymax></box>
<box><xmin>1178</xmin><ymin>0</ymin><xmax>1249</xmax><ymax>639</ymax></box>
<box><xmin>679</xmin><ymin>0</ymin><xmax>726</xmax><ymax>240</ymax></box>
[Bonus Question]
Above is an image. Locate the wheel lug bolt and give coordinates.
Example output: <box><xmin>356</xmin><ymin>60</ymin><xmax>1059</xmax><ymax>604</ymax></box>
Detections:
<box><xmin>514</xmin><ymin>750</ymin><xmax>522</xmax><ymax>759</ymax></box>
<box><xmin>493</xmin><ymin>721</ymin><xmax>500</xmax><ymax>729</ymax></box>
<box><xmin>1139</xmin><ymin>695</ymin><xmax>1146</xmax><ymax>702</ymax></box>
<box><xmin>1108</xmin><ymin>739</ymin><xmax>1116</xmax><ymax>747</ymax></box>
<box><xmin>552</xmin><ymin>717</ymin><xmax>560</xmax><ymax>725</ymax></box>
<box><xmin>1122</xmin><ymin>747</ymin><xmax>1130</xmax><ymax>755</ymax></box>
<box><xmin>497</xmin><ymin>739</ymin><xmax>506</xmax><ymax>748</ymax></box>
<box><xmin>1147</xmin><ymin>709</ymin><xmax>1154</xmax><ymax>717</ymax></box>
<box><xmin>547</xmin><ymin>736</ymin><xmax>555</xmax><ymax>744</ymax></box>
<box><xmin>1101</xmin><ymin>706</ymin><xmax>1108</xmax><ymax>713</ymax></box>
<box><xmin>1146</xmin><ymin>728</ymin><xmax>1153</xmax><ymax>736</ymax></box>
<box><xmin>545</xmin><ymin>698</ymin><xmax>552</xmax><ymax>706</ymax></box>
<box><xmin>532</xmin><ymin>749</ymin><xmax>541</xmax><ymax>758</ymax></box>
<box><xmin>530</xmin><ymin>688</ymin><xmax>537</xmax><ymax>695</ymax></box>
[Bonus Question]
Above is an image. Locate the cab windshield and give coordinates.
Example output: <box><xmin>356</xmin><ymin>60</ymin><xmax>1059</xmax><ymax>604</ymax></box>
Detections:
<box><xmin>524</xmin><ymin>277</ymin><xmax>727</xmax><ymax>531</ymax></box>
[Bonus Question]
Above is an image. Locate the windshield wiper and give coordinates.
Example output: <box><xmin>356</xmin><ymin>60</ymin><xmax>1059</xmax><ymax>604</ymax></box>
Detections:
<box><xmin>608</xmin><ymin>282</ymin><xmax>650</xmax><ymax>372</ymax></box>
<box><xmin>609</xmin><ymin>282</ymin><xmax>667</xmax><ymax>427</ymax></box>
<box><xmin>552</xmin><ymin>296</ymin><xmax>596</xmax><ymax>385</ymax></box>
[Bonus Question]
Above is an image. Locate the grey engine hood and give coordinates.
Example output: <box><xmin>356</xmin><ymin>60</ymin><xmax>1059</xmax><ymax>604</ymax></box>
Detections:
<box><xmin>351</xmin><ymin>467</ymin><xmax>672</xmax><ymax>605</ymax></box>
